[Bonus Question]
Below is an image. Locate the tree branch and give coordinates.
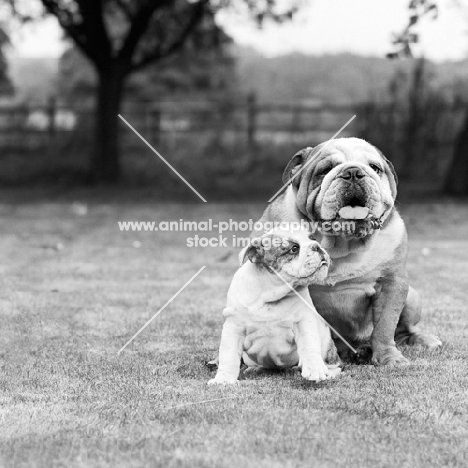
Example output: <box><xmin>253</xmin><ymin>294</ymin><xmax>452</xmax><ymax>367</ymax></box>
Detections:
<box><xmin>130</xmin><ymin>0</ymin><xmax>209</xmax><ymax>72</ymax></box>
<box><xmin>41</xmin><ymin>0</ymin><xmax>108</xmax><ymax>67</ymax></box>
<box><xmin>75</xmin><ymin>0</ymin><xmax>112</xmax><ymax>67</ymax></box>
<box><xmin>387</xmin><ymin>0</ymin><xmax>438</xmax><ymax>58</ymax></box>
<box><xmin>117</xmin><ymin>1</ymin><xmax>167</xmax><ymax>67</ymax></box>
<box><xmin>114</xmin><ymin>0</ymin><xmax>134</xmax><ymax>20</ymax></box>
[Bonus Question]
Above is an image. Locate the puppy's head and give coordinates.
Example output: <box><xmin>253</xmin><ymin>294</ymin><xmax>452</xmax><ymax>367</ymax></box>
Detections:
<box><xmin>240</xmin><ymin>227</ymin><xmax>330</xmax><ymax>285</ymax></box>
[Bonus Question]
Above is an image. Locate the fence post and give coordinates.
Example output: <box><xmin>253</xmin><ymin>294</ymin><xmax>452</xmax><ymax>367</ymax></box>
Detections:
<box><xmin>247</xmin><ymin>92</ymin><xmax>257</xmax><ymax>149</ymax></box>
<box><xmin>152</xmin><ymin>108</ymin><xmax>161</xmax><ymax>146</ymax></box>
<box><xmin>359</xmin><ymin>102</ymin><xmax>372</xmax><ymax>140</ymax></box>
<box><xmin>47</xmin><ymin>96</ymin><xmax>57</xmax><ymax>139</ymax></box>
<box><xmin>291</xmin><ymin>104</ymin><xmax>301</xmax><ymax>142</ymax></box>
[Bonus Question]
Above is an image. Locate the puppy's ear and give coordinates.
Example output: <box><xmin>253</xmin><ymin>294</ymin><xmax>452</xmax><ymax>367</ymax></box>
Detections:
<box><xmin>239</xmin><ymin>239</ymin><xmax>263</xmax><ymax>266</ymax></box>
<box><xmin>282</xmin><ymin>147</ymin><xmax>314</xmax><ymax>186</ymax></box>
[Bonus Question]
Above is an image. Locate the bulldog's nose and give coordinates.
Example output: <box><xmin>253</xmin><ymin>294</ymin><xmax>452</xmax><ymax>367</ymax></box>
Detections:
<box><xmin>339</xmin><ymin>166</ymin><xmax>365</xmax><ymax>181</ymax></box>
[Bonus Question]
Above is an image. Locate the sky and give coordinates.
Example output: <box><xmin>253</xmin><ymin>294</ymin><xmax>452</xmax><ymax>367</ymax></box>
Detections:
<box><xmin>9</xmin><ymin>0</ymin><xmax>468</xmax><ymax>61</ymax></box>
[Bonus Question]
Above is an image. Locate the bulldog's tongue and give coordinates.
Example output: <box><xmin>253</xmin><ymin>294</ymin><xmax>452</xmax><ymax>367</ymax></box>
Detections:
<box><xmin>339</xmin><ymin>206</ymin><xmax>369</xmax><ymax>220</ymax></box>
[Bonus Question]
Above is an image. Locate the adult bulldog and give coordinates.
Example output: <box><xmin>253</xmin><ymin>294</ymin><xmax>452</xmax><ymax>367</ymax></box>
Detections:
<box><xmin>254</xmin><ymin>137</ymin><xmax>441</xmax><ymax>366</ymax></box>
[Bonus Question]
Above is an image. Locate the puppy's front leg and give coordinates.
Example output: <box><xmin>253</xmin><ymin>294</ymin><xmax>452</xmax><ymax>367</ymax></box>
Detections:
<box><xmin>294</xmin><ymin>319</ymin><xmax>330</xmax><ymax>382</ymax></box>
<box><xmin>208</xmin><ymin>318</ymin><xmax>245</xmax><ymax>385</ymax></box>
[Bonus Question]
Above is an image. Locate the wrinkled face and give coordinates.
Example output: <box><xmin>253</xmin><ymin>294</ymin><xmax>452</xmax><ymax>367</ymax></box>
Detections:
<box><xmin>241</xmin><ymin>228</ymin><xmax>330</xmax><ymax>285</ymax></box>
<box><xmin>283</xmin><ymin>138</ymin><xmax>397</xmax><ymax>228</ymax></box>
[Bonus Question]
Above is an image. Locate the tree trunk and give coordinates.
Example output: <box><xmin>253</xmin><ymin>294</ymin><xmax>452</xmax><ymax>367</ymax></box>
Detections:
<box><xmin>93</xmin><ymin>68</ymin><xmax>126</xmax><ymax>183</ymax></box>
<box><xmin>445</xmin><ymin>107</ymin><xmax>468</xmax><ymax>196</ymax></box>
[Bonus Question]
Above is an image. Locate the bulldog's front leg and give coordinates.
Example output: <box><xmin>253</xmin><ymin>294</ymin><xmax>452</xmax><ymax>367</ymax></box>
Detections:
<box><xmin>371</xmin><ymin>271</ymin><xmax>410</xmax><ymax>366</ymax></box>
<box><xmin>208</xmin><ymin>318</ymin><xmax>245</xmax><ymax>385</ymax></box>
<box><xmin>294</xmin><ymin>319</ymin><xmax>330</xmax><ymax>381</ymax></box>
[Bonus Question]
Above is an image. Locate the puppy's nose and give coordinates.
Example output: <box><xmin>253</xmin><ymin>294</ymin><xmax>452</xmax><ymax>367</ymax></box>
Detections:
<box><xmin>318</xmin><ymin>246</ymin><xmax>327</xmax><ymax>259</ymax></box>
<box><xmin>309</xmin><ymin>242</ymin><xmax>319</xmax><ymax>252</ymax></box>
<box><xmin>314</xmin><ymin>244</ymin><xmax>328</xmax><ymax>261</ymax></box>
<box><xmin>339</xmin><ymin>166</ymin><xmax>365</xmax><ymax>181</ymax></box>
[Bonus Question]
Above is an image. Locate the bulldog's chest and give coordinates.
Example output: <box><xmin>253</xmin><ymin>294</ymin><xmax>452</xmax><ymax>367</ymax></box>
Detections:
<box><xmin>325</xmin><ymin>254</ymin><xmax>385</xmax><ymax>286</ymax></box>
<box><xmin>309</xmin><ymin>273</ymin><xmax>382</xmax><ymax>340</ymax></box>
<box><xmin>321</xmin><ymin>218</ymin><xmax>405</xmax><ymax>286</ymax></box>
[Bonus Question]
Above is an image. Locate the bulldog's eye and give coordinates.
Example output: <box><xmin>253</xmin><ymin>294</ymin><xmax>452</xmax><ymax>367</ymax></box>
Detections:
<box><xmin>317</xmin><ymin>166</ymin><xmax>332</xmax><ymax>177</ymax></box>
<box><xmin>290</xmin><ymin>244</ymin><xmax>300</xmax><ymax>254</ymax></box>
<box><xmin>369</xmin><ymin>164</ymin><xmax>382</xmax><ymax>175</ymax></box>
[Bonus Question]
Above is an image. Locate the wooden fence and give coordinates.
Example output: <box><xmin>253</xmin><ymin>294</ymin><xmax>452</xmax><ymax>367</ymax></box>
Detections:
<box><xmin>0</xmin><ymin>97</ymin><xmax>368</xmax><ymax>150</ymax></box>
<box><xmin>0</xmin><ymin>97</ymin><xmax>465</xmax><ymax>187</ymax></box>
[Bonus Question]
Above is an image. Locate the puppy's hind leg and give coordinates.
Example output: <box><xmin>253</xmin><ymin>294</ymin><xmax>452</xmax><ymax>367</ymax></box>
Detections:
<box><xmin>205</xmin><ymin>356</ymin><xmax>219</xmax><ymax>370</ymax></box>
<box><xmin>242</xmin><ymin>353</ymin><xmax>263</xmax><ymax>375</ymax></box>
<box><xmin>324</xmin><ymin>336</ymin><xmax>343</xmax><ymax>378</ymax></box>
<box><xmin>243</xmin><ymin>366</ymin><xmax>264</xmax><ymax>376</ymax></box>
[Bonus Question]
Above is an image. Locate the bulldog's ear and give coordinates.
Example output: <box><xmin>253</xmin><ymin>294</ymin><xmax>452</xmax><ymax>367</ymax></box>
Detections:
<box><xmin>239</xmin><ymin>241</ymin><xmax>262</xmax><ymax>266</ymax></box>
<box><xmin>282</xmin><ymin>147</ymin><xmax>314</xmax><ymax>185</ymax></box>
<box><xmin>381</xmin><ymin>153</ymin><xmax>398</xmax><ymax>187</ymax></box>
<box><xmin>374</xmin><ymin>146</ymin><xmax>398</xmax><ymax>197</ymax></box>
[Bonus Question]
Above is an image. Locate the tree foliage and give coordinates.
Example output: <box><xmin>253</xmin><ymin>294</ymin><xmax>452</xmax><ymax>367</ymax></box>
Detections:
<box><xmin>4</xmin><ymin>0</ymin><xmax>300</xmax><ymax>75</ymax></box>
<box><xmin>388</xmin><ymin>0</ymin><xmax>468</xmax><ymax>195</ymax></box>
<box><xmin>0</xmin><ymin>26</ymin><xmax>13</xmax><ymax>96</ymax></box>
<box><xmin>387</xmin><ymin>0</ymin><xmax>438</xmax><ymax>59</ymax></box>
<box><xmin>58</xmin><ymin>7</ymin><xmax>236</xmax><ymax>100</ymax></box>
<box><xmin>1</xmin><ymin>0</ymin><xmax>301</xmax><ymax>182</ymax></box>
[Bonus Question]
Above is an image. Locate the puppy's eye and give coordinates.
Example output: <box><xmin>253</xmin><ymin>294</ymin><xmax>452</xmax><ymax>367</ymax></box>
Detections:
<box><xmin>369</xmin><ymin>164</ymin><xmax>382</xmax><ymax>175</ymax></box>
<box><xmin>290</xmin><ymin>244</ymin><xmax>300</xmax><ymax>254</ymax></box>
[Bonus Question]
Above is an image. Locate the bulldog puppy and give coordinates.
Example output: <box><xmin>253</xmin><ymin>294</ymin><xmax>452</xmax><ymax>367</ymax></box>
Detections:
<box><xmin>254</xmin><ymin>138</ymin><xmax>441</xmax><ymax>366</ymax></box>
<box><xmin>208</xmin><ymin>228</ymin><xmax>342</xmax><ymax>385</ymax></box>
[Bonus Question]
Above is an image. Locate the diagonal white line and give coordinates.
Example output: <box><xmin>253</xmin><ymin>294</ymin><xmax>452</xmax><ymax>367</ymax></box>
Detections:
<box><xmin>117</xmin><ymin>266</ymin><xmax>206</xmax><ymax>355</ymax></box>
<box><xmin>161</xmin><ymin>396</ymin><xmax>241</xmax><ymax>411</ymax></box>
<box><xmin>270</xmin><ymin>269</ymin><xmax>357</xmax><ymax>354</ymax></box>
<box><xmin>118</xmin><ymin>114</ymin><xmax>207</xmax><ymax>203</ymax></box>
<box><xmin>268</xmin><ymin>114</ymin><xmax>356</xmax><ymax>203</ymax></box>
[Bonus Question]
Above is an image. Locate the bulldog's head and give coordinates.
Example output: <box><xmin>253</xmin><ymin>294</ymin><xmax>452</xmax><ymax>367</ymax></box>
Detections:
<box><xmin>282</xmin><ymin>138</ymin><xmax>397</xmax><ymax>238</ymax></box>
<box><xmin>240</xmin><ymin>227</ymin><xmax>330</xmax><ymax>285</ymax></box>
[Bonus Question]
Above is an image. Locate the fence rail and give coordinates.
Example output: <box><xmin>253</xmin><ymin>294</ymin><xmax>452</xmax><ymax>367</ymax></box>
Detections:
<box><xmin>0</xmin><ymin>98</ymin><xmax>465</xmax><ymax>188</ymax></box>
<box><xmin>0</xmin><ymin>99</ymin><xmax>369</xmax><ymax>148</ymax></box>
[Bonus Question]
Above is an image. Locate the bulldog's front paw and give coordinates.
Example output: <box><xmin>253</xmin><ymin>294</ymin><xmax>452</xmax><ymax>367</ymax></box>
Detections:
<box><xmin>301</xmin><ymin>359</ymin><xmax>330</xmax><ymax>382</ymax></box>
<box><xmin>372</xmin><ymin>347</ymin><xmax>409</xmax><ymax>366</ymax></box>
<box><xmin>208</xmin><ymin>376</ymin><xmax>239</xmax><ymax>386</ymax></box>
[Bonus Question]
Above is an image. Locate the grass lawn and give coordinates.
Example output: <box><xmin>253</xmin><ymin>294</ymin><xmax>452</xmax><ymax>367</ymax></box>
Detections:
<box><xmin>1</xmin><ymin>195</ymin><xmax>467</xmax><ymax>467</ymax></box>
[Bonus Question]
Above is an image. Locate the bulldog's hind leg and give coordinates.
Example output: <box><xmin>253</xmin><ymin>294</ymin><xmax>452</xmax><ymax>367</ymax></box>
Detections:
<box><xmin>395</xmin><ymin>285</ymin><xmax>442</xmax><ymax>349</ymax></box>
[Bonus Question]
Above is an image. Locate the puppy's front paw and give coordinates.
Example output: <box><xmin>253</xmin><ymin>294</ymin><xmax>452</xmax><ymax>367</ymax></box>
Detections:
<box><xmin>372</xmin><ymin>347</ymin><xmax>409</xmax><ymax>366</ymax></box>
<box><xmin>208</xmin><ymin>376</ymin><xmax>239</xmax><ymax>386</ymax></box>
<box><xmin>301</xmin><ymin>359</ymin><xmax>330</xmax><ymax>382</ymax></box>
